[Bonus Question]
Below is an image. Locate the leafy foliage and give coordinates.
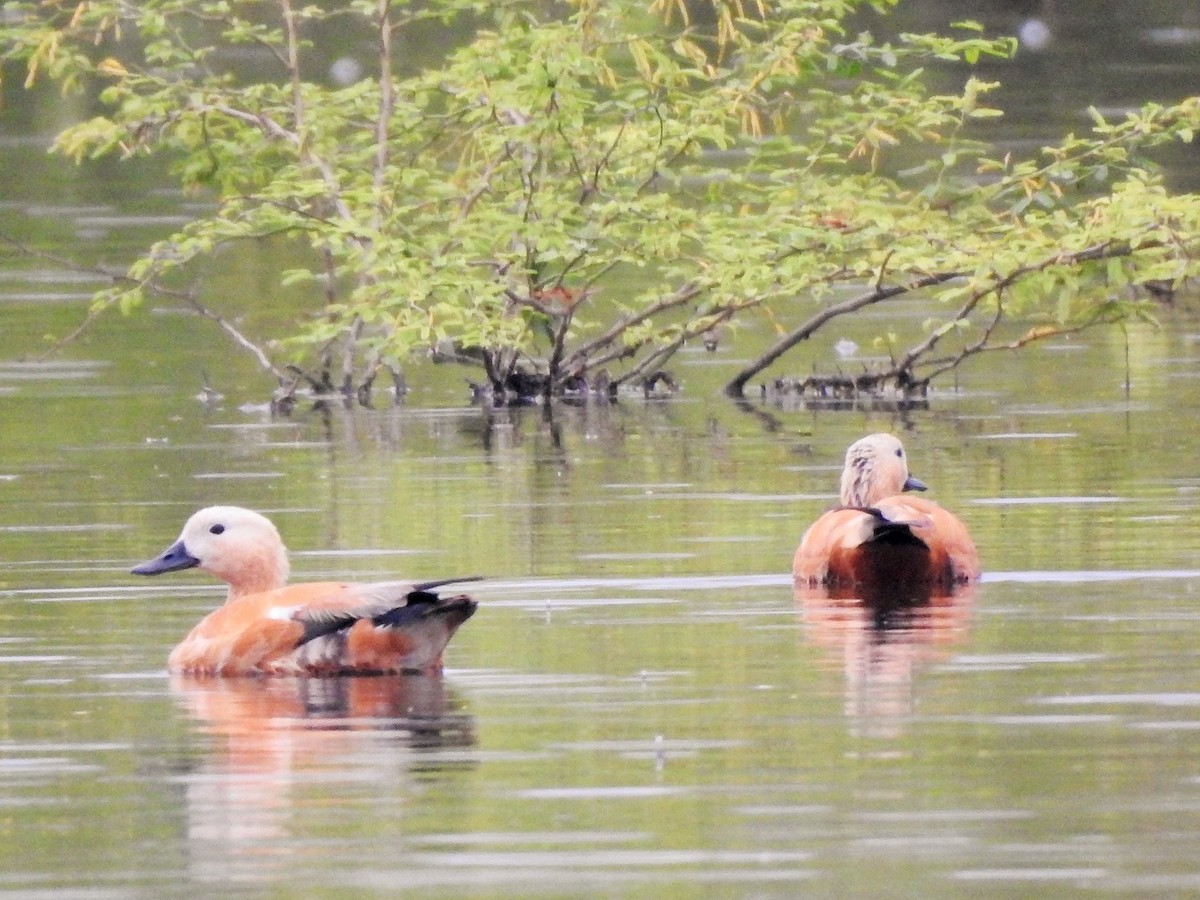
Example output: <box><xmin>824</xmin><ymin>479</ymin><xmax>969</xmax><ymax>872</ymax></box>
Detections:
<box><xmin>2</xmin><ymin>0</ymin><xmax>1198</xmax><ymax>403</ymax></box>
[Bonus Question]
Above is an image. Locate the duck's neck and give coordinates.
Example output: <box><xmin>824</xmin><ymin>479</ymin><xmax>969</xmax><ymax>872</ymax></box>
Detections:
<box><xmin>222</xmin><ymin>547</ymin><xmax>290</xmax><ymax>600</ymax></box>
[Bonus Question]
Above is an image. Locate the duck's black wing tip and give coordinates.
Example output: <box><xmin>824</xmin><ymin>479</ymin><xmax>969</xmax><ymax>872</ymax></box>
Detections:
<box><xmin>412</xmin><ymin>575</ymin><xmax>485</xmax><ymax>592</ymax></box>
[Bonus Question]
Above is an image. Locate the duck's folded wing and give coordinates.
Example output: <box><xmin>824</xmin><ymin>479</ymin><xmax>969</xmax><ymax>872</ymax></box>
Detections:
<box><xmin>865</xmin><ymin>500</ymin><xmax>934</xmax><ymax>543</ymax></box>
<box><xmin>280</xmin><ymin>579</ymin><xmax>479</xmax><ymax>674</ymax></box>
<box><xmin>794</xmin><ymin>508</ymin><xmax>870</xmax><ymax>583</ymax></box>
<box><xmin>282</xmin><ymin>578</ymin><xmax>482</xmax><ymax>645</ymax></box>
<box><xmin>877</xmin><ymin>496</ymin><xmax>980</xmax><ymax>581</ymax></box>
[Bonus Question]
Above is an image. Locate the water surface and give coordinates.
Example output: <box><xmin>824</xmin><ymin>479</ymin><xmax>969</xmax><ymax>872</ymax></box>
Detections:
<box><xmin>3</xmin><ymin>334</ymin><xmax>1200</xmax><ymax>896</ymax></box>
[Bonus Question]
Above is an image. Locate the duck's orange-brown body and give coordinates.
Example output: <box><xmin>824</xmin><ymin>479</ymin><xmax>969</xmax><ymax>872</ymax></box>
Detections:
<box><xmin>164</xmin><ymin>580</ymin><xmax>476</xmax><ymax>676</ymax></box>
<box><xmin>133</xmin><ymin>506</ymin><xmax>478</xmax><ymax>676</ymax></box>
<box><xmin>793</xmin><ymin>435</ymin><xmax>980</xmax><ymax>591</ymax></box>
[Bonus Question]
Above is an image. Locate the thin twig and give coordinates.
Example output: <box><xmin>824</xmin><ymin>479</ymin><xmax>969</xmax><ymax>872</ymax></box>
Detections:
<box><xmin>0</xmin><ymin>230</ymin><xmax>288</xmax><ymax>380</ymax></box>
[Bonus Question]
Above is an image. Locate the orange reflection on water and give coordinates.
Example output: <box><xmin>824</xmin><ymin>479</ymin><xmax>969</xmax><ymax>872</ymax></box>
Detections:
<box><xmin>170</xmin><ymin>674</ymin><xmax>475</xmax><ymax>881</ymax></box>
<box><xmin>795</xmin><ymin>579</ymin><xmax>976</xmax><ymax>738</ymax></box>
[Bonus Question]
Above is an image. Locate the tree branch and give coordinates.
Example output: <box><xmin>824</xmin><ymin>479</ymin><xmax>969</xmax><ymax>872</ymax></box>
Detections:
<box><xmin>722</xmin><ymin>270</ymin><xmax>961</xmax><ymax>397</ymax></box>
<box><xmin>561</xmin><ymin>280</ymin><xmax>707</xmax><ymax>371</ymax></box>
<box><xmin>613</xmin><ymin>304</ymin><xmax>742</xmax><ymax>389</ymax></box>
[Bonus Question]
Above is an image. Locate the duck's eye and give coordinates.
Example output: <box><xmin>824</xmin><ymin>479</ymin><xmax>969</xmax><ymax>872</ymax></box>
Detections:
<box><xmin>895</xmin><ymin>449</ymin><xmax>903</xmax><ymax>458</ymax></box>
<box><xmin>209</xmin><ymin>524</ymin><xmax>226</xmax><ymax>535</ymax></box>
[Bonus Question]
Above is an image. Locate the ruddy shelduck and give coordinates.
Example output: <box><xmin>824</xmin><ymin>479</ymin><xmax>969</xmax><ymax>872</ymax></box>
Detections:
<box><xmin>132</xmin><ymin>506</ymin><xmax>479</xmax><ymax>676</ymax></box>
<box><xmin>793</xmin><ymin>434</ymin><xmax>980</xmax><ymax>590</ymax></box>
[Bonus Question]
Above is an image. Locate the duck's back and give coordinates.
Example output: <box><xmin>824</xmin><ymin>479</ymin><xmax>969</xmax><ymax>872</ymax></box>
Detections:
<box><xmin>793</xmin><ymin>496</ymin><xmax>979</xmax><ymax>589</ymax></box>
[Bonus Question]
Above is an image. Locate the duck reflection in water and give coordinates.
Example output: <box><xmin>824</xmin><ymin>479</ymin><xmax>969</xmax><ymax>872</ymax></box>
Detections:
<box><xmin>170</xmin><ymin>674</ymin><xmax>475</xmax><ymax>881</ymax></box>
<box><xmin>796</xmin><ymin>580</ymin><xmax>976</xmax><ymax>736</ymax></box>
<box><xmin>793</xmin><ymin>434</ymin><xmax>980</xmax><ymax>735</ymax></box>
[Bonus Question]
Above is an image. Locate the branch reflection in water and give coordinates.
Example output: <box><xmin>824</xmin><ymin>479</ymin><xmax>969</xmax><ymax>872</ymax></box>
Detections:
<box><xmin>795</xmin><ymin>580</ymin><xmax>975</xmax><ymax>738</ymax></box>
<box><xmin>168</xmin><ymin>674</ymin><xmax>476</xmax><ymax>881</ymax></box>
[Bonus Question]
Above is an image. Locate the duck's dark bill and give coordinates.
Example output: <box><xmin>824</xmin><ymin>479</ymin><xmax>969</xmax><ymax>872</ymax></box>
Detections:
<box><xmin>131</xmin><ymin>540</ymin><xmax>200</xmax><ymax>576</ymax></box>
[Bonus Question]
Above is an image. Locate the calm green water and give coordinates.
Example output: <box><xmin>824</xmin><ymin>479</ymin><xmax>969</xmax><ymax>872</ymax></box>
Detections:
<box><xmin>3</xmin><ymin>310</ymin><xmax>1200</xmax><ymax>897</ymax></box>
<box><xmin>4</xmin><ymin>4</ymin><xmax>1200</xmax><ymax>897</ymax></box>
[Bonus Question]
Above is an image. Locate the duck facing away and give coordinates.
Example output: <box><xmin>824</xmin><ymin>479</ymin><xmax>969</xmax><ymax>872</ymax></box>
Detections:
<box><xmin>793</xmin><ymin>434</ymin><xmax>980</xmax><ymax>591</ymax></box>
<box><xmin>132</xmin><ymin>506</ymin><xmax>479</xmax><ymax>676</ymax></box>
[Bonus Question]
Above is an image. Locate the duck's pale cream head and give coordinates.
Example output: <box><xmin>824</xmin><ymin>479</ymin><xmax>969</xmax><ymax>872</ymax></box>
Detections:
<box><xmin>132</xmin><ymin>506</ymin><xmax>290</xmax><ymax>596</ymax></box>
<box><xmin>839</xmin><ymin>433</ymin><xmax>928</xmax><ymax>508</ymax></box>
